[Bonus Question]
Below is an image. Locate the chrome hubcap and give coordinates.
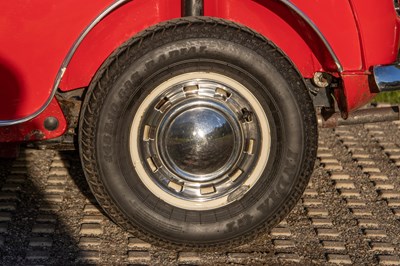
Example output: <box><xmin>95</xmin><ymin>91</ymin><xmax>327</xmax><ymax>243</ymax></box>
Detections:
<box><xmin>160</xmin><ymin>103</ymin><xmax>241</xmax><ymax>181</ymax></box>
<box><xmin>130</xmin><ymin>72</ymin><xmax>271</xmax><ymax>210</ymax></box>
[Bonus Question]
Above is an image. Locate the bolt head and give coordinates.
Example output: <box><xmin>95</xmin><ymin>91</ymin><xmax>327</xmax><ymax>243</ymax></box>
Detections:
<box><xmin>44</xmin><ymin>117</ymin><xmax>59</xmax><ymax>131</ymax></box>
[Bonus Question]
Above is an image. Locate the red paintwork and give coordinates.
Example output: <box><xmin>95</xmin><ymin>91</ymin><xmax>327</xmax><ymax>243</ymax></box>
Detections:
<box><xmin>60</xmin><ymin>0</ymin><xmax>322</xmax><ymax>89</ymax></box>
<box><xmin>342</xmin><ymin>0</ymin><xmax>400</xmax><ymax>113</ymax></box>
<box><xmin>350</xmin><ymin>0</ymin><xmax>400</xmax><ymax>68</ymax></box>
<box><xmin>0</xmin><ymin>1</ymin><xmax>111</xmax><ymax>121</ymax></box>
<box><xmin>290</xmin><ymin>0</ymin><xmax>363</xmax><ymax>71</ymax></box>
<box><xmin>0</xmin><ymin>98</ymin><xmax>67</xmax><ymax>142</ymax></box>
<box><xmin>0</xmin><ymin>0</ymin><xmax>399</xmax><ymax>143</ymax></box>
<box><xmin>62</xmin><ymin>0</ymin><xmax>356</xmax><ymax>90</ymax></box>
<box><xmin>342</xmin><ymin>74</ymin><xmax>378</xmax><ymax>112</ymax></box>
<box><xmin>60</xmin><ymin>0</ymin><xmax>181</xmax><ymax>91</ymax></box>
<box><xmin>207</xmin><ymin>0</ymin><xmax>361</xmax><ymax>72</ymax></box>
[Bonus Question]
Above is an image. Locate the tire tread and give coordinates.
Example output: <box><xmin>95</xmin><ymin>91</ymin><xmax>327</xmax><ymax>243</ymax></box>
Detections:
<box><xmin>79</xmin><ymin>17</ymin><xmax>317</xmax><ymax>250</ymax></box>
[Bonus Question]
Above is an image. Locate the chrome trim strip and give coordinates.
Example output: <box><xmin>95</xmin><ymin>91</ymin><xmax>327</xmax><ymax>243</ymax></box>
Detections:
<box><xmin>373</xmin><ymin>64</ymin><xmax>400</xmax><ymax>92</ymax></box>
<box><xmin>280</xmin><ymin>0</ymin><xmax>343</xmax><ymax>73</ymax></box>
<box><xmin>0</xmin><ymin>0</ymin><xmax>132</xmax><ymax>126</ymax></box>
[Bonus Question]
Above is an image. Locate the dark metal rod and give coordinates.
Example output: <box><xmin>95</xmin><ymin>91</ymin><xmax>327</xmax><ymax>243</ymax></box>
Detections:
<box><xmin>182</xmin><ymin>0</ymin><xmax>204</xmax><ymax>16</ymax></box>
<box><xmin>319</xmin><ymin>106</ymin><xmax>400</xmax><ymax>128</ymax></box>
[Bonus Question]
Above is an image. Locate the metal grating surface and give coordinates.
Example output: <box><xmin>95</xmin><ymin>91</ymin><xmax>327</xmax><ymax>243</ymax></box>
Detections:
<box><xmin>1</xmin><ymin>122</ymin><xmax>400</xmax><ymax>265</ymax></box>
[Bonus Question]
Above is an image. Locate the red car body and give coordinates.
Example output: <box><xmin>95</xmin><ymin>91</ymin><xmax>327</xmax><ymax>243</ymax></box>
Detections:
<box><xmin>0</xmin><ymin>0</ymin><xmax>399</xmax><ymax>140</ymax></box>
<box><xmin>2</xmin><ymin>0</ymin><xmax>400</xmax><ymax>249</ymax></box>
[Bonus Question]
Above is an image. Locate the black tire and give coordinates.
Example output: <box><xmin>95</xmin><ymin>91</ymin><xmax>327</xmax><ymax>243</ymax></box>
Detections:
<box><xmin>79</xmin><ymin>17</ymin><xmax>317</xmax><ymax>250</ymax></box>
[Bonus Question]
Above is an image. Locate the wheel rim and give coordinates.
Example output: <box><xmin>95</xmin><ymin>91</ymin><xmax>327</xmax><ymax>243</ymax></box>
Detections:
<box><xmin>129</xmin><ymin>72</ymin><xmax>271</xmax><ymax>210</ymax></box>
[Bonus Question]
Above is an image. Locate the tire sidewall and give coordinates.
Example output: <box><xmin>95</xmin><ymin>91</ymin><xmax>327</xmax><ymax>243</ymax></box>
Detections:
<box><xmin>85</xmin><ymin>21</ymin><xmax>315</xmax><ymax>246</ymax></box>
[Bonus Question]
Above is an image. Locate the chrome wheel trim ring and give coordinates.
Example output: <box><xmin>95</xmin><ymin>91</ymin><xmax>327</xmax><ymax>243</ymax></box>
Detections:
<box><xmin>129</xmin><ymin>72</ymin><xmax>271</xmax><ymax>210</ymax></box>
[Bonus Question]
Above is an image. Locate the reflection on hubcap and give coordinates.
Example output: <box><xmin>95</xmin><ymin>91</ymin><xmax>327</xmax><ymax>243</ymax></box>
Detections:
<box><xmin>129</xmin><ymin>72</ymin><xmax>271</xmax><ymax>210</ymax></box>
<box><xmin>164</xmin><ymin>107</ymin><xmax>236</xmax><ymax>178</ymax></box>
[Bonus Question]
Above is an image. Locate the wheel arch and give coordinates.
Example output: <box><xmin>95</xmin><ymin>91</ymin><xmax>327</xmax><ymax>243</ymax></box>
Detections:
<box><xmin>59</xmin><ymin>0</ymin><xmax>343</xmax><ymax>93</ymax></box>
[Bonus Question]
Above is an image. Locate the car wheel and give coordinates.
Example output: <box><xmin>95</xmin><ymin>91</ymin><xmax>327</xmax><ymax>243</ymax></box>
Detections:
<box><xmin>79</xmin><ymin>17</ymin><xmax>317</xmax><ymax>249</ymax></box>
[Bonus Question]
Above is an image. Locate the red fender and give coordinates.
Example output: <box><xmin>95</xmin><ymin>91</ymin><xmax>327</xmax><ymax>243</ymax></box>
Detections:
<box><xmin>61</xmin><ymin>0</ymin><xmax>348</xmax><ymax>92</ymax></box>
<box><xmin>0</xmin><ymin>98</ymin><xmax>67</xmax><ymax>142</ymax></box>
<box><xmin>0</xmin><ymin>0</ymin><xmax>113</xmax><ymax>121</ymax></box>
<box><xmin>60</xmin><ymin>0</ymin><xmax>181</xmax><ymax>91</ymax></box>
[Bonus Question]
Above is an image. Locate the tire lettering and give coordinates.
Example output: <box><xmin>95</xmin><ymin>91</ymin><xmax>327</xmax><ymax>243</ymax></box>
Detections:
<box><xmin>103</xmin><ymin>135</ymin><xmax>111</xmax><ymax>145</ymax></box>
<box><xmin>224</xmin><ymin>214</ymin><xmax>253</xmax><ymax>233</ymax></box>
<box><xmin>118</xmin><ymin>80</ymin><xmax>132</xmax><ymax>99</ymax></box>
<box><xmin>157</xmin><ymin>54</ymin><xmax>167</xmax><ymax>64</ymax></box>
<box><xmin>145</xmin><ymin>60</ymin><xmax>155</xmax><ymax>70</ymax></box>
<box><xmin>167</xmin><ymin>46</ymin><xmax>204</xmax><ymax>60</ymax></box>
<box><xmin>145</xmin><ymin>46</ymin><xmax>207</xmax><ymax>72</ymax></box>
<box><xmin>199</xmin><ymin>46</ymin><xmax>207</xmax><ymax>53</ymax></box>
<box><xmin>257</xmin><ymin>195</ymin><xmax>275</xmax><ymax>211</ymax></box>
<box><xmin>130</xmin><ymin>72</ymin><xmax>141</xmax><ymax>84</ymax></box>
<box><xmin>237</xmin><ymin>214</ymin><xmax>253</xmax><ymax>228</ymax></box>
<box><xmin>107</xmin><ymin>103</ymin><xmax>119</xmax><ymax>120</ymax></box>
<box><xmin>276</xmin><ymin>148</ymin><xmax>298</xmax><ymax>195</ymax></box>
<box><xmin>104</xmin><ymin>122</ymin><xmax>113</xmax><ymax>135</ymax></box>
<box><xmin>102</xmin><ymin>134</ymin><xmax>113</xmax><ymax>163</ymax></box>
<box><xmin>257</xmin><ymin>148</ymin><xmax>299</xmax><ymax>212</ymax></box>
<box><xmin>226</xmin><ymin>221</ymin><xmax>235</xmax><ymax>233</ymax></box>
<box><xmin>168</xmin><ymin>50</ymin><xmax>180</xmax><ymax>58</ymax></box>
<box><xmin>181</xmin><ymin>47</ymin><xmax>196</xmax><ymax>55</ymax></box>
